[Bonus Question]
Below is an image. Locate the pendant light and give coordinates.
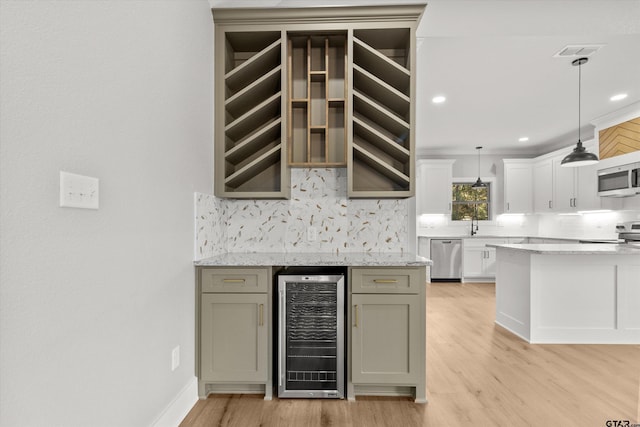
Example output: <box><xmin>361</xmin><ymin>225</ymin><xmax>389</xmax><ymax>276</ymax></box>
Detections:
<box><xmin>560</xmin><ymin>57</ymin><xmax>599</xmax><ymax>167</ymax></box>
<box><xmin>471</xmin><ymin>146</ymin><xmax>487</xmax><ymax>189</ymax></box>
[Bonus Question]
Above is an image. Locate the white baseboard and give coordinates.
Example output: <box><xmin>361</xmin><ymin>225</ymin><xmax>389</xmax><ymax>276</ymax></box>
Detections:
<box><xmin>151</xmin><ymin>376</ymin><xmax>198</xmax><ymax>427</ymax></box>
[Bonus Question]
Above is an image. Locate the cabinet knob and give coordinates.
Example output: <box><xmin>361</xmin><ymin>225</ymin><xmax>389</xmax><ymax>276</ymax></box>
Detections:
<box><xmin>259</xmin><ymin>304</ymin><xmax>264</xmax><ymax>326</ymax></box>
<box><xmin>223</xmin><ymin>278</ymin><xmax>245</xmax><ymax>283</ymax></box>
<box><xmin>373</xmin><ymin>279</ymin><xmax>398</xmax><ymax>284</ymax></box>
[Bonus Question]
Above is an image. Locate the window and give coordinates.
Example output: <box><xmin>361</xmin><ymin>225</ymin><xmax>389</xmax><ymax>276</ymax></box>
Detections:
<box><xmin>452</xmin><ymin>182</ymin><xmax>490</xmax><ymax>221</ymax></box>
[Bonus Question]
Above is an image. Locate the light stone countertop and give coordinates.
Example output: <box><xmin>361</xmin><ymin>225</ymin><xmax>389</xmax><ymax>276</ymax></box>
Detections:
<box><xmin>487</xmin><ymin>243</ymin><xmax>640</xmax><ymax>255</ymax></box>
<box><xmin>418</xmin><ymin>235</ymin><xmax>577</xmax><ymax>241</ymax></box>
<box><xmin>194</xmin><ymin>252</ymin><xmax>431</xmax><ymax>267</ymax></box>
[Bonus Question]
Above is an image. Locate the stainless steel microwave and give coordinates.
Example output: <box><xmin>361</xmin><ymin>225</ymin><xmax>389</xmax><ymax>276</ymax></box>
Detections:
<box><xmin>597</xmin><ymin>162</ymin><xmax>640</xmax><ymax>197</ymax></box>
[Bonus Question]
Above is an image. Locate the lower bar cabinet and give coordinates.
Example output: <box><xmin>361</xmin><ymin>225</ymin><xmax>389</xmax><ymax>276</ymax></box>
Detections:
<box><xmin>348</xmin><ymin>266</ymin><xmax>426</xmax><ymax>403</ymax></box>
<box><xmin>196</xmin><ymin>267</ymin><xmax>272</xmax><ymax>400</ymax></box>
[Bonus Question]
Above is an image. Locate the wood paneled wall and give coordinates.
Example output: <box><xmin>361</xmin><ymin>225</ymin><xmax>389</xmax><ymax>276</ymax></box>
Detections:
<box><xmin>599</xmin><ymin>117</ymin><xmax>640</xmax><ymax>159</ymax></box>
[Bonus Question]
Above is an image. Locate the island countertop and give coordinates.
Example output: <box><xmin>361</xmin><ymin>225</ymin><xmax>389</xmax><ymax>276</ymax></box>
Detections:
<box><xmin>487</xmin><ymin>243</ymin><xmax>640</xmax><ymax>255</ymax></box>
<box><xmin>194</xmin><ymin>252</ymin><xmax>432</xmax><ymax>267</ymax></box>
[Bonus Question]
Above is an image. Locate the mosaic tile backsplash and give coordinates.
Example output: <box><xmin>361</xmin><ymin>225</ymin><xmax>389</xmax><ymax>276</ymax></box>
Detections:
<box><xmin>195</xmin><ymin>168</ymin><xmax>409</xmax><ymax>259</ymax></box>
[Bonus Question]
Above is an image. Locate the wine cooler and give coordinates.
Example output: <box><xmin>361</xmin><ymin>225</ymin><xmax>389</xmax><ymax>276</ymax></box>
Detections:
<box><xmin>278</xmin><ymin>274</ymin><xmax>345</xmax><ymax>398</ymax></box>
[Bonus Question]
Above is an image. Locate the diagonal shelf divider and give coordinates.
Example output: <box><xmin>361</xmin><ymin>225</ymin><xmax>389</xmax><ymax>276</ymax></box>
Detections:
<box><xmin>225</xmin><ymin>92</ymin><xmax>282</xmax><ymax>137</ymax></box>
<box><xmin>225</xmin><ymin>66</ymin><xmax>282</xmax><ymax>115</ymax></box>
<box><xmin>353</xmin><ymin>91</ymin><xmax>409</xmax><ymax>130</ymax></box>
<box><xmin>225</xmin><ymin>145</ymin><xmax>282</xmax><ymax>188</ymax></box>
<box><xmin>353</xmin><ymin>37</ymin><xmax>410</xmax><ymax>93</ymax></box>
<box><xmin>225</xmin><ymin>38</ymin><xmax>282</xmax><ymax>91</ymax></box>
<box><xmin>353</xmin><ymin>117</ymin><xmax>410</xmax><ymax>162</ymax></box>
<box><xmin>352</xmin><ymin>144</ymin><xmax>410</xmax><ymax>187</ymax></box>
<box><xmin>225</xmin><ymin>118</ymin><xmax>282</xmax><ymax>163</ymax></box>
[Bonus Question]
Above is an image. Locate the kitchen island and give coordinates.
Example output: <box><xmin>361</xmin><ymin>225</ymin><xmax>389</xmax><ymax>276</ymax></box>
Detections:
<box><xmin>194</xmin><ymin>252</ymin><xmax>431</xmax><ymax>402</ymax></box>
<box><xmin>490</xmin><ymin>243</ymin><xmax>640</xmax><ymax>344</ymax></box>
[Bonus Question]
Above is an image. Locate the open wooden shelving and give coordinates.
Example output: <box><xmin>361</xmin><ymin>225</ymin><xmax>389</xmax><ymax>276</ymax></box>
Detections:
<box><xmin>288</xmin><ymin>33</ymin><xmax>347</xmax><ymax>167</ymax></box>
<box><xmin>215</xmin><ymin>31</ymin><xmax>289</xmax><ymax>198</ymax></box>
<box><xmin>212</xmin><ymin>6</ymin><xmax>422</xmax><ymax>200</ymax></box>
<box><xmin>350</xmin><ymin>28</ymin><xmax>414</xmax><ymax>197</ymax></box>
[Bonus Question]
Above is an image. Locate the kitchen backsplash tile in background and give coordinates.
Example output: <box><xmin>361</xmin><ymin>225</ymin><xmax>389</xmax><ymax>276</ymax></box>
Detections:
<box><xmin>195</xmin><ymin>168</ymin><xmax>409</xmax><ymax>259</ymax></box>
<box><xmin>417</xmin><ymin>210</ymin><xmax>640</xmax><ymax>240</ymax></box>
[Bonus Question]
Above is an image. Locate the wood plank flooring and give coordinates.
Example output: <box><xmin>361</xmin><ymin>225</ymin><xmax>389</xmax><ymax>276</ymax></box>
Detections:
<box><xmin>180</xmin><ymin>282</ymin><xmax>640</xmax><ymax>427</ymax></box>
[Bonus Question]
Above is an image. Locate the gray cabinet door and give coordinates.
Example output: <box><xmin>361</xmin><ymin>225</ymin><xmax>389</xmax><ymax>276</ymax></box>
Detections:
<box><xmin>351</xmin><ymin>293</ymin><xmax>419</xmax><ymax>384</ymax></box>
<box><xmin>200</xmin><ymin>293</ymin><xmax>268</xmax><ymax>382</ymax></box>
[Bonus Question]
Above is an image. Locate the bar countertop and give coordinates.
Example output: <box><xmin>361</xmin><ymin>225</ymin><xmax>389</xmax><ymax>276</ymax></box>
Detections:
<box><xmin>194</xmin><ymin>252</ymin><xmax>431</xmax><ymax>267</ymax></box>
<box><xmin>487</xmin><ymin>243</ymin><xmax>640</xmax><ymax>255</ymax></box>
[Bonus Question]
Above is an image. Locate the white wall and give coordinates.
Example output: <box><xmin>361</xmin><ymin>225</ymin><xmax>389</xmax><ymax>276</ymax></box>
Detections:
<box><xmin>0</xmin><ymin>2</ymin><xmax>213</xmax><ymax>426</ymax></box>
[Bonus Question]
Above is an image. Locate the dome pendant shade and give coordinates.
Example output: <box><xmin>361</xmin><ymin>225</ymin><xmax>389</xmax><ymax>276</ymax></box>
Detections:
<box><xmin>472</xmin><ymin>146</ymin><xmax>487</xmax><ymax>188</ymax></box>
<box><xmin>471</xmin><ymin>177</ymin><xmax>487</xmax><ymax>188</ymax></box>
<box><xmin>560</xmin><ymin>140</ymin><xmax>599</xmax><ymax>167</ymax></box>
<box><xmin>561</xmin><ymin>57</ymin><xmax>599</xmax><ymax>168</ymax></box>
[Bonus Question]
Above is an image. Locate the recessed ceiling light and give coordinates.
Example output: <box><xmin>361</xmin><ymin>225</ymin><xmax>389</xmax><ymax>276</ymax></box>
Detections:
<box><xmin>432</xmin><ymin>96</ymin><xmax>446</xmax><ymax>104</ymax></box>
<box><xmin>610</xmin><ymin>93</ymin><xmax>628</xmax><ymax>101</ymax></box>
<box><xmin>518</xmin><ymin>137</ymin><xmax>529</xmax><ymax>142</ymax></box>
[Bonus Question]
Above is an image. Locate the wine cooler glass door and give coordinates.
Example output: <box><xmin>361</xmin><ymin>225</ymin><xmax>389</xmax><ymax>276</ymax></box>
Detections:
<box><xmin>278</xmin><ymin>274</ymin><xmax>344</xmax><ymax>398</ymax></box>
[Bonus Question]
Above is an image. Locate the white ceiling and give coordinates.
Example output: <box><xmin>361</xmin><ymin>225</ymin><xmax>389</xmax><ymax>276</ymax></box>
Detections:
<box><xmin>210</xmin><ymin>0</ymin><xmax>640</xmax><ymax>156</ymax></box>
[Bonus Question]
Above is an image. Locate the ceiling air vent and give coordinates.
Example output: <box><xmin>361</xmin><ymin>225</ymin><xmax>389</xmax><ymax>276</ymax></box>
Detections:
<box><xmin>553</xmin><ymin>44</ymin><xmax>605</xmax><ymax>58</ymax></box>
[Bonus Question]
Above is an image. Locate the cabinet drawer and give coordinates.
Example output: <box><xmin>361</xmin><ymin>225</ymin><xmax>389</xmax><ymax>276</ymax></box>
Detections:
<box><xmin>200</xmin><ymin>268</ymin><xmax>269</xmax><ymax>293</ymax></box>
<box><xmin>351</xmin><ymin>267</ymin><xmax>423</xmax><ymax>294</ymax></box>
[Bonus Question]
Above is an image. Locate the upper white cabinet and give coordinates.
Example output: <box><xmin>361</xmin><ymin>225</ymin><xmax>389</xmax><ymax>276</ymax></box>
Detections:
<box><xmin>530</xmin><ymin>139</ymin><xmax>603</xmax><ymax>213</ymax></box>
<box><xmin>417</xmin><ymin>159</ymin><xmax>454</xmax><ymax>215</ymax></box>
<box><xmin>552</xmin><ymin>156</ymin><xmax>577</xmax><ymax>211</ymax></box>
<box><xmin>574</xmin><ymin>140</ymin><xmax>605</xmax><ymax>211</ymax></box>
<box><xmin>503</xmin><ymin>159</ymin><xmax>533</xmax><ymax>213</ymax></box>
<box><xmin>533</xmin><ymin>159</ymin><xmax>554</xmax><ymax>213</ymax></box>
<box><xmin>212</xmin><ymin>6</ymin><xmax>424</xmax><ymax>199</ymax></box>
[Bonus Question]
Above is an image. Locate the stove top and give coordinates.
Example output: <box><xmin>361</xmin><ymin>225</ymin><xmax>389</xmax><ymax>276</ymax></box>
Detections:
<box><xmin>616</xmin><ymin>221</ymin><xmax>640</xmax><ymax>242</ymax></box>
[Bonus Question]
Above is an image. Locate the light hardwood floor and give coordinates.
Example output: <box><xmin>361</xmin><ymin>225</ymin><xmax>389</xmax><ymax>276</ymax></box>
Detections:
<box><xmin>180</xmin><ymin>282</ymin><xmax>640</xmax><ymax>426</ymax></box>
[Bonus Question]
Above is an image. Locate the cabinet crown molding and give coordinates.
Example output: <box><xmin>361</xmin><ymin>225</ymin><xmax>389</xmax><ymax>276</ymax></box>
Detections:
<box><xmin>212</xmin><ymin>5</ymin><xmax>427</xmax><ymax>25</ymax></box>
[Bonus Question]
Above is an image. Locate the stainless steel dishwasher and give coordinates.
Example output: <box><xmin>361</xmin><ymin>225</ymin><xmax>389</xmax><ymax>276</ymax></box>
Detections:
<box><xmin>430</xmin><ymin>239</ymin><xmax>462</xmax><ymax>282</ymax></box>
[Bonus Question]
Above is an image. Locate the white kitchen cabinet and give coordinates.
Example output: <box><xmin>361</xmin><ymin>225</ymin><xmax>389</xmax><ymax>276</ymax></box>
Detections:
<box><xmin>533</xmin><ymin>159</ymin><xmax>554</xmax><ymax>213</ymax></box>
<box><xmin>532</xmin><ymin>140</ymin><xmax>605</xmax><ymax>213</ymax></box>
<box><xmin>574</xmin><ymin>139</ymin><xmax>606</xmax><ymax>211</ymax></box>
<box><xmin>553</xmin><ymin>156</ymin><xmax>578</xmax><ymax>212</ymax></box>
<box><xmin>463</xmin><ymin>238</ymin><xmax>506</xmax><ymax>281</ymax></box>
<box><xmin>417</xmin><ymin>159</ymin><xmax>454</xmax><ymax>215</ymax></box>
<box><xmin>503</xmin><ymin>159</ymin><xmax>533</xmax><ymax>213</ymax></box>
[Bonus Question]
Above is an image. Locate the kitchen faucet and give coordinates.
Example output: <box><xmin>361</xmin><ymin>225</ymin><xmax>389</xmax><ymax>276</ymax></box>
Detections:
<box><xmin>470</xmin><ymin>216</ymin><xmax>479</xmax><ymax>236</ymax></box>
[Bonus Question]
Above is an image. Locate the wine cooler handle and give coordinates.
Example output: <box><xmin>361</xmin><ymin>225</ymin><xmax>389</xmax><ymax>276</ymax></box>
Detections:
<box><xmin>354</xmin><ymin>305</ymin><xmax>359</xmax><ymax>328</ymax></box>
<box><xmin>279</xmin><ymin>290</ymin><xmax>285</xmax><ymax>387</ymax></box>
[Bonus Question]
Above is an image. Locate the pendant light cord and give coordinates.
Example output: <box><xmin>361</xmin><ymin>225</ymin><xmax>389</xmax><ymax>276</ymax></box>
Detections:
<box><xmin>578</xmin><ymin>60</ymin><xmax>581</xmax><ymax>144</ymax></box>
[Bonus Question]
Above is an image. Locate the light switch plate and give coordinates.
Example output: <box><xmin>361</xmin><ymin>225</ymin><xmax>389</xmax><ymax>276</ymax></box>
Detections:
<box><xmin>59</xmin><ymin>171</ymin><xmax>99</xmax><ymax>209</ymax></box>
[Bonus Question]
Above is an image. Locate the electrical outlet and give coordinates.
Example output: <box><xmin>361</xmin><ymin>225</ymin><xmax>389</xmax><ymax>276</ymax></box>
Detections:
<box><xmin>171</xmin><ymin>346</ymin><xmax>180</xmax><ymax>371</ymax></box>
<box><xmin>59</xmin><ymin>171</ymin><xmax>99</xmax><ymax>209</ymax></box>
<box><xmin>307</xmin><ymin>226</ymin><xmax>317</xmax><ymax>242</ymax></box>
